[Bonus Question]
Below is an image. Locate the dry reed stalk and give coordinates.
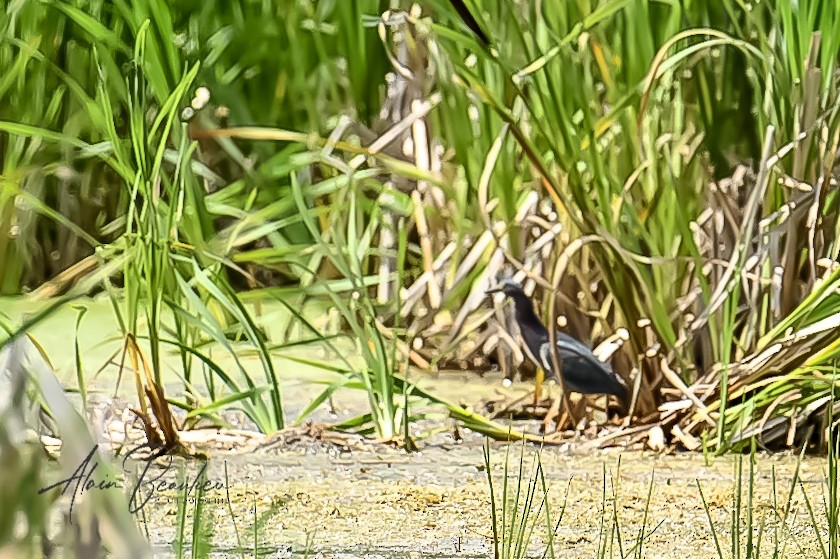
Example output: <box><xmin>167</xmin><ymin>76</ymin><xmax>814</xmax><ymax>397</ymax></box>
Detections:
<box><xmin>400</xmin><ymin>241</ymin><xmax>457</xmax><ymax>317</ymax></box>
<box><xmin>690</xmin><ymin>126</ymin><xmax>776</xmax><ymax>333</ymax></box>
<box><xmin>374</xmin><ymin>319</ymin><xmax>430</xmax><ymax>369</ymax></box>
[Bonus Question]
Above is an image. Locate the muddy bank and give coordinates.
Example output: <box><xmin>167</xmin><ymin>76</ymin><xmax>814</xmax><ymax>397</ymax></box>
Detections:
<box><xmin>127</xmin><ymin>438</ymin><xmax>827</xmax><ymax>559</ymax></box>
<box><xmin>6</xmin><ymin>297</ymin><xmax>832</xmax><ymax>557</ymax></box>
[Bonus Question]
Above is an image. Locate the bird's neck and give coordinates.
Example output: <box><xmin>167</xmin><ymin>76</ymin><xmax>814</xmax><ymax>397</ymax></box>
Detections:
<box><xmin>511</xmin><ymin>293</ymin><xmax>549</xmax><ymax>339</ymax></box>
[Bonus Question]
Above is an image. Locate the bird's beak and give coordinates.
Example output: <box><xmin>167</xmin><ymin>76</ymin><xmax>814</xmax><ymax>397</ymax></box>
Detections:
<box><xmin>485</xmin><ymin>285</ymin><xmax>504</xmax><ymax>295</ymax></box>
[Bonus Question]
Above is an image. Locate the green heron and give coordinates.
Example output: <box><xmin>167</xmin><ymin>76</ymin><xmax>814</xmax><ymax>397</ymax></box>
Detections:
<box><xmin>486</xmin><ymin>280</ymin><xmax>627</xmax><ymax>404</ymax></box>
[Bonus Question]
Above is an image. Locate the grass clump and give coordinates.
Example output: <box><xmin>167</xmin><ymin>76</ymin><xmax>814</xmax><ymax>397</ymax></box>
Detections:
<box><xmin>2</xmin><ymin>0</ymin><xmax>840</xmax><ymax>450</ymax></box>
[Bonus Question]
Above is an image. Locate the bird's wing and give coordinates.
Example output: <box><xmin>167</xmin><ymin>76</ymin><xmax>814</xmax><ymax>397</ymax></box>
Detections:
<box><xmin>551</xmin><ymin>333</ymin><xmax>627</xmax><ymax>392</ymax></box>
<box><xmin>560</xmin><ymin>356</ymin><xmax>618</xmax><ymax>394</ymax></box>
<box><xmin>555</xmin><ymin>333</ymin><xmax>611</xmax><ymax>369</ymax></box>
<box><xmin>539</xmin><ymin>333</ymin><xmax>602</xmax><ymax>370</ymax></box>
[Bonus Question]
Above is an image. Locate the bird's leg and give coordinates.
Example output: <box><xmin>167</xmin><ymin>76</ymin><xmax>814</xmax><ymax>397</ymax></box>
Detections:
<box><xmin>533</xmin><ymin>367</ymin><xmax>545</xmax><ymax>406</ymax></box>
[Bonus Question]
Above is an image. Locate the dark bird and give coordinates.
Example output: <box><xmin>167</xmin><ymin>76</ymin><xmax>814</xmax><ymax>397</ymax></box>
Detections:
<box><xmin>486</xmin><ymin>280</ymin><xmax>627</xmax><ymax>401</ymax></box>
